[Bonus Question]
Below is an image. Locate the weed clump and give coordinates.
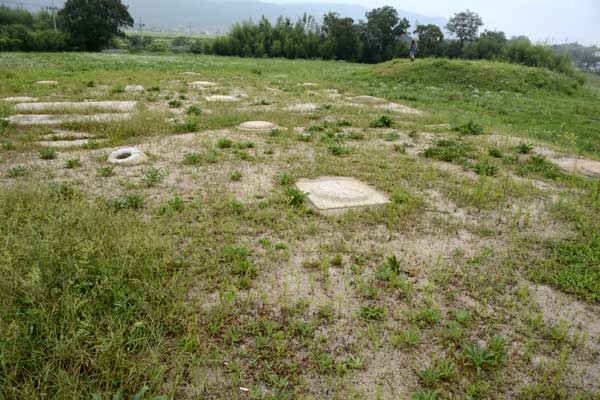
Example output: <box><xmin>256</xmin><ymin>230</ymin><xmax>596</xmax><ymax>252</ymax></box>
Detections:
<box><xmin>369</xmin><ymin>115</ymin><xmax>394</xmax><ymax>128</ymax></box>
<box><xmin>39</xmin><ymin>148</ymin><xmax>57</xmax><ymax>160</ymax></box>
<box><xmin>454</xmin><ymin>120</ymin><xmax>484</xmax><ymax>135</ymax></box>
<box><xmin>423</xmin><ymin>139</ymin><xmax>473</xmax><ymax>163</ymax></box>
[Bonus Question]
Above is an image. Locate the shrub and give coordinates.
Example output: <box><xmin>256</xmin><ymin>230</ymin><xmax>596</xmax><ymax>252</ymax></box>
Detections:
<box><xmin>286</xmin><ymin>187</ymin><xmax>307</xmax><ymax>207</ymax></box>
<box><xmin>65</xmin><ymin>158</ymin><xmax>81</xmax><ymax>169</ymax></box>
<box><xmin>369</xmin><ymin>115</ymin><xmax>394</xmax><ymax>128</ymax></box>
<box><xmin>454</xmin><ymin>120</ymin><xmax>484</xmax><ymax>135</ymax></box>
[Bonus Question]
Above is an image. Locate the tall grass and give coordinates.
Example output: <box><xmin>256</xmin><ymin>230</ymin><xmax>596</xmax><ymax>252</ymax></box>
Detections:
<box><xmin>0</xmin><ymin>185</ymin><xmax>184</xmax><ymax>398</ymax></box>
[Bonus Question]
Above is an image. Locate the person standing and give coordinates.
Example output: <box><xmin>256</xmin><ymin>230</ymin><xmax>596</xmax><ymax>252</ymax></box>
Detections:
<box><xmin>410</xmin><ymin>39</ymin><xmax>418</xmax><ymax>62</ymax></box>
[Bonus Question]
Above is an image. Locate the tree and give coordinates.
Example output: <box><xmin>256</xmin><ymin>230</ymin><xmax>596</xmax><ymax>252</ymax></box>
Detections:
<box><xmin>414</xmin><ymin>24</ymin><xmax>444</xmax><ymax>57</ymax></box>
<box><xmin>322</xmin><ymin>12</ymin><xmax>359</xmax><ymax>61</ymax></box>
<box><xmin>464</xmin><ymin>30</ymin><xmax>507</xmax><ymax>59</ymax></box>
<box><xmin>59</xmin><ymin>0</ymin><xmax>133</xmax><ymax>51</ymax></box>
<box><xmin>446</xmin><ymin>9</ymin><xmax>483</xmax><ymax>46</ymax></box>
<box><xmin>360</xmin><ymin>6</ymin><xmax>410</xmax><ymax>63</ymax></box>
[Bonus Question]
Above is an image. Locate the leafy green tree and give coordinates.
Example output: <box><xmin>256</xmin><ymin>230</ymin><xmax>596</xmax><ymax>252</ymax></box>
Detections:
<box><xmin>464</xmin><ymin>30</ymin><xmax>507</xmax><ymax>59</ymax></box>
<box><xmin>59</xmin><ymin>0</ymin><xmax>133</xmax><ymax>51</ymax></box>
<box><xmin>360</xmin><ymin>6</ymin><xmax>410</xmax><ymax>63</ymax></box>
<box><xmin>414</xmin><ymin>24</ymin><xmax>444</xmax><ymax>57</ymax></box>
<box><xmin>446</xmin><ymin>9</ymin><xmax>483</xmax><ymax>46</ymax></box>
<box><xmin>321</xmin><ymin>12</ymin><xmax>359</xmax><ymax>61</ymax></box>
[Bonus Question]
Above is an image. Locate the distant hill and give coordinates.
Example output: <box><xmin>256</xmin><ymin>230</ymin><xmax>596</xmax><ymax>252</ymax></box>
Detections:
<box><xmin>119</xmin><ymin>0</ymin><xmax>447</xmax><ymax>35</ymax></box>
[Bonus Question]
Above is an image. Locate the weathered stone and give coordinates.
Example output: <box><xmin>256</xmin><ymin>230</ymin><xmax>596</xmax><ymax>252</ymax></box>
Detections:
<box><xmin>2</xmin><ymin>96</ymin><xmax>39</xmax><ymax>102</ymax></box>
<box><xmin>125</xmin><ymin>85</ymin><xmax>145</xmax><ymax>93</ymax></box>
<box><xmin>352</xmin><ymin>95</ymin><xmax>385</xmax><ymax>103</ymax></box>
<box><xmin>551</xmin><ymin>158</ymin><xmax>600</xmax><ymax>177</ymax></box>
<box><xmin>15</xmin><ymin>101</ymin><xmax>137</xmax><ymax>112</ymax></box>
<box><xmin>376</xmin><ymin>102</ymin><xmax>424</xmax><ymax>116</ymax></box>
<box><xmin>35</xmin><ymin>80</ymin><xmax>58</xmax><ymax>86</ymax></box>
<box><xmin>237</xmin><ymin>121</ymin><xmax>279</xmax><ymax>132</ymax></box>
<box><xmin>7</xmin><ymin>113</ymin><xmax>132</xmax><ymax>125</ymax></box>
<box><xmin>37</xmin><ymin>139</ymin><xmax>95</xmax><ymax>148</ymax></box>
<box><xmin>107</xmin><ymin>147</ymin><xmax>149</xmax><ymax>166</ymax></box>
<box><xmin>296</xmin><ymin>177</ymin><xmax>390</xmax><ymax>213</ymax></box>
<box><xmin>189</xmin><ymin>81</ymin><xmax>217</xmax><ymax>88</ymax></box>
<box><xmin>284</xmin><ymin>103</ymin><xmax>318</xmax><ymax>112</ymax></box>
<box><xmin>205</xmin><ymin>95</ymin><xmax>238</xmax><ymax>102</ymax></box>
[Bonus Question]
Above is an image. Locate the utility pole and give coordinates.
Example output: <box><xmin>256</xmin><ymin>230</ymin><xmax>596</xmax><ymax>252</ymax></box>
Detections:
<box><xmin>136</xmin><ymin>17</ymin><xmax>145</xmax><ymax>41</ymax></box>
<box><xmin>49</xmin><ymin>0</ymin><xmax>58</xmax><ymax>33</ymax></box>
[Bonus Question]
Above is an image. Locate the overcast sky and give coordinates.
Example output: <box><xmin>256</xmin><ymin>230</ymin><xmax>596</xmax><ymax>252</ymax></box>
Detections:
<box><xmin>269</xmin><ymin>0</ymin><xmax>600</xmax><ymax>45</ymax></box>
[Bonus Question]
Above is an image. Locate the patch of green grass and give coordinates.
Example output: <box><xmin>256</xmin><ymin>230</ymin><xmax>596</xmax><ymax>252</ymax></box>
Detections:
<box><xmin>168</xmin><ymin>99</ymin><xmax>182</xmax><ymax>108</ymax></box>
<box><xmin>0</xmin><ymin>187</ymin><xmax>180</xmax><ymax>398</ymax></box>
<box><xmin>530</xmin><ymin>235</ymin><xmax>600</xmax><ymax>302</ymax></box>
<box><xmin>143</xmin><ymin>167</ymin><xmax>166</xmax><ymax>188</ymax></box>
<box><xmin>217</xmin><ymin>138</ymin><xmax>234</xmax><ymax>149</ymax></box>
<box><xmin>423</xmin><ymin>139</ymin><xmax>473</xmax><ymax>163</ymax></box>
<box><xmin>328</xmin><ymin>144</ymin><xmax>351</xmax><ymax>156</ymax></box>
<box><xmin>286</xmin><ymin>187</ymin><xmax>307</xmax><ymax>207</ymax></box>
<box><xmin>107</xmin><ymin>193</ymin><xmax>145</xmax><ymax>211</ymax></box>
<box><xmin>174</xmin><ymin>117</ymin><xmax>199</xmax><ymax>133</ymax></box>
<box><xmin>97</xmin><ymin>166</ymin><xmax>115</xmax><ymax>177</ymax></box>
<box><xmin>39</xmin><ymin>148</ymin><xmax>57</xmax><ymax>160</ymax></box>
<box><xmin>182</xmin><ymin>151</ymin><xmax>202</xmax><ymax>165</ymax></box>
<box><xmin>7</xmin><ymin>165</ymin><xmax>28</xmax><ymax>178</ymax></box>
<box><xmin>473</xmin><ymin>158</ymin><xmax>499</xmax><ymax>177</ymax></box>
<box><xmin>369</xmin><ymin>115</ymin><xmax>394</xmax><ymax>128</ymax></box>
<box><xmin>2</xmin><ymin>140</ymin><xmax>15</xmax><ymax>150</ymax></box>
<box><xmin>515</xmin><ymin>143</ymin><xmax>534</xmax><ymax>154</ymax></box>
<box><xmin>186</xmin><ymin>105</ymin><xmax>202</xmax><ymax>116</ymax></box>
<box><xmin>454</xmin><ymin>120</ymin><xmax>484</xmax><ymax>135</ymax></box>
<box><xmin>65</xmin><ymin>158</ymin><xmax>81</xmax><ymax>169</ymax></box>
<box><xmin>230</xmin><ymin>170</ymin><xmax>242</xmax><ymax>181</ymax></box>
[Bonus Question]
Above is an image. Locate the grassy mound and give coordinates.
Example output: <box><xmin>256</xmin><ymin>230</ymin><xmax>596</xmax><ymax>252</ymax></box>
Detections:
<box><xmin>376</xmin><ymin>58</ymin><xmax>583</xmax><ymax>95</ymax></box>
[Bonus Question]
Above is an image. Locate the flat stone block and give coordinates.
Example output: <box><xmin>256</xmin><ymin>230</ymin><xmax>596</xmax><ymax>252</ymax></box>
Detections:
<box><xmin>15</xmin><ymin>101</ymin><xmax>137</xmax><ymax>112</ymax></box>
<box><xmin>296</xmin><ymin>176</ymin><xmax>390</xmax><ymax>212</ymax></box>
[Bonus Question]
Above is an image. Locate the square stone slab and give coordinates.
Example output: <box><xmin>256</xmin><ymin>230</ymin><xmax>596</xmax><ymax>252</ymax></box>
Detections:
<box><xmin>296</xmin><ymin>177</ymin><xmax>390</xmax><ymax>213</ymax></box>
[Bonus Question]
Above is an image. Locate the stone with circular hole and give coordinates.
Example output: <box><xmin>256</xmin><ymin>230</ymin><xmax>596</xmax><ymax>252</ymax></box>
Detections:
<box><xmin>296</xmin><ymin>177</ymin><xmax>389</xmax><ymax>213</ymax></box>
<box><xmin>107</xmin><ymin>147</ymin><xmax>149</xmax><ymax>166</ymax></box>
<box><xmin>237</xmin><ymin>121</ymin><xmax>279</xmax><ymax>132</ymax></box>
<box><xmin>206</xmin><ymin>95</ymin><xmax>238</xmax><ymax>102</ymax></box>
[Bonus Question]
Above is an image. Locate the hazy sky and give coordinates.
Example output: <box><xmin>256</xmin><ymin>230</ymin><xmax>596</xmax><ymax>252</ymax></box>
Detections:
<box><xmin>269</xmin><ymin>0</ymin><xmax>600</xmax><ymax>45</ymax></box>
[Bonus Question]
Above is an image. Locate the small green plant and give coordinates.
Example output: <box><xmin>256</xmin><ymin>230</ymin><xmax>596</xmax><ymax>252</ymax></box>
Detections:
<box><xmin>384</xmin><ymin>131</ymin><xmax>400</xmax><ymax>141</ymax></box>
<box><xmin>278</xmin><ymin>171</ymin><xmax>295</xmax><ymax>185</ymax></box>
<box><xmin>235</xmin><ymin>141</ymin><xmax>255</xmax><ymax>149</ymax></box>
<box><xmin>217</xmin><ymin>138</ymin><xmax>234</xmax><ymax>149</ymax></box>
<box><xmin>410</xmin><ymin>307</ymin><xmax>441</xmax><ymax>327</ymax></box>
<box><xmin>418</xmin><ymin>356</ymin><xmax>457</xmax><ymax>387</ymax></box>
<box><xmin>168</xmin><ymin>99</ymin><xmax>182</xmax><ymax>108</ymax></box>
<box><xmin>65</xmin><ymin>158</ymin><xmax>81</xmax><ymax>169</ymax></box>
<box><xmin>107</xmin><ymin>193</ymin><xmax>145</xmax><ymax>211</ymax></box>
<box><xmin>186</xmin><ymin>105</ymin><xmax>202</xmax><ymax>115</ymax></box>
<box><xmin>83</xmin><ymin>139</ymin><xmax>100</xmax><ymax>150</ymax></box>
<box><xmin>7</xmin><ymin>165</ymin><xmax>27</xmax><ymax>178</ymax></box>
<box><xmin>39</xmin><ymin>148</ymin><xmax>57</xmax><ymax>160</ymax></box>
<box><xmin>488</xmin><ymin>147</ymin><xmax>503</xmax><ymax>158</ymax></box>
<box><xmin>159</xmin><ymin>195</ymin><xmax>184</xmax><ymax>215</ymax></box>
<box><xmin>286</xmin><ymin>187</ymin><xmax>308</xmax><ymax>207</ymax></box>
<box><xmin>183</xmin><ymin>152</ymin><xmax>202</xmax><ymax>165</ymax></box>
<box><xmin>175</xmin><ymin>117</ymin><xmax>199</xmax><ymax>133</ymax></box>
<box><xmin>328</xmin><ymin>144</ymin><xmax>350</xmax><ymax>156</ymax></box>
<box><xmin>515</xmin><ymin>142</ymin><xmax>533</xmax><ymax>154</ymax></box>
<box><xmin>423</xmin><ymin>139</ymin><xmax>472</xmax><ymax>163</ymax></box>
<box><xmin>369</xmin><ymin>115</ymin><xmax>394</xmax><ymax>128</ymax></box>
<box><xmin>473</xmin><ymin>158</ymin><xmax>499</xmax><ymax>176</ymax></box>
<box><xmin>411</xmin><ymin>389</ymin><xmax>438</xmax><ymax>400</ymax></box>
<box><xmin>360</xmin><ymin>305</ymin><xmax>385</xmax><ymax>321</ymax></box>
<box><xmin>455</xmin><ymin>120</ymin><xmax>484</xmax><ymax>135</ymax></box>
<box><xmin>97</xmin><ymin>166</ymin><xmax>115</xmax><ymax>177</ymax></box>
<box><xmin>462</xmin><ymin>342</ymin><xmax>496</xmax><ymax>374</ymax></box>
<box><xmin>230</xmin><ymin>170</ymin><xmax>242</xmax><ymax>181</ymax></box>
<box><xmin>143</xmin><ymin>167</ymin><xmax>166</xmax><ymax>187</ymax></box>
<box><xmin>391</xmin><ymin>188</ymin><xmax>411</xmax><ymax>205</ymax></box>
<box><xmin>391</xmin><ymin>325</ymin><xmax>421</xmax><ymax>348</ymax></box>
<box><xmin>1</xmin><ymin>141</ymin><xmax>15</xmax><ymax>150</ymax></box>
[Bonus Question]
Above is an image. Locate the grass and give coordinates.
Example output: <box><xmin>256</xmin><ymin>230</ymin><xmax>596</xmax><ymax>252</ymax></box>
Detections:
<box><xmin>0</xmin><ymin>52</ymin><xmax>599</xmax><ymax>400</ymax></box>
